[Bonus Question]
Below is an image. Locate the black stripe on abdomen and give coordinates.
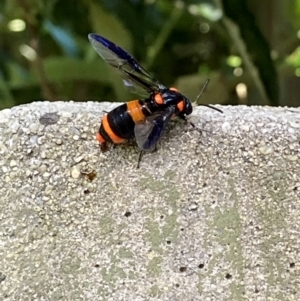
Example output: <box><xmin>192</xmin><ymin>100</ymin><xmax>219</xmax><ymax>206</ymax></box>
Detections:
<box><xmin>106</xmin><ymin>104</ymin><xmax>135</xmax><ymax>139</ymax></box>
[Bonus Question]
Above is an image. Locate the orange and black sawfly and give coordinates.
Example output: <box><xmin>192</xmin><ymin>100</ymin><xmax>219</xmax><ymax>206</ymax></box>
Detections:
<box><xmin>88</xmin><ymin>33</ymin><xmax>222</xmax><ymax>167</ymax></box>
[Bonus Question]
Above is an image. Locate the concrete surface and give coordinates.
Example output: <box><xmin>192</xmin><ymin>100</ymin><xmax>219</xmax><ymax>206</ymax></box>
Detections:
<box><xmin>0</xmin><ymin>101</ymin><xmax>299</xmax><ymax>301</ymax></box>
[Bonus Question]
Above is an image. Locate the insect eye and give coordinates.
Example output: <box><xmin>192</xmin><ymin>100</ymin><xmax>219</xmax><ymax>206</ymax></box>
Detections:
<box><xmin>170</xmin><ymin>87</ymin><xmax>179</xmax><ymax>92</ymax></box>
<box><xmin>185</xmin><ymin>101</ymin><xmax>193</xmax><ymax>115</ymax></box>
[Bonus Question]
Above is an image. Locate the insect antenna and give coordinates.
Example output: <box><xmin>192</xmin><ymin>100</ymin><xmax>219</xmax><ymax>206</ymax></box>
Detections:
<box><xmin>195</xmin><ymin>79</ymin><xmax>223</xmax><ymax>113</ymax></box>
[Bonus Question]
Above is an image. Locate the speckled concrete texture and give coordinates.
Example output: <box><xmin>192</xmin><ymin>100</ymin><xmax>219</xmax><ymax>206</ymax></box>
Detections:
<box><xmin>0</xmin><ymin>101</ymin><xmax>299</xmax><ymax>301</ymax></box>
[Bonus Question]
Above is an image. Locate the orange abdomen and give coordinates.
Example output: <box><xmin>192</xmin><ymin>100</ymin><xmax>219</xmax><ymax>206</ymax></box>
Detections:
<box><xmin>96</xmin><ymin>100</ymin><xmax>146</xmax><ymax>144</ymax></box>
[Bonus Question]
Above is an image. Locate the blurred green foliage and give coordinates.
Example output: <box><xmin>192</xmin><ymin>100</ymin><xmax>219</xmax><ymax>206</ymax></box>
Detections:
<box><xmin>0</xmin><ymin>0</ymin><xmax>300</xmax><ymax>109</ymax></box>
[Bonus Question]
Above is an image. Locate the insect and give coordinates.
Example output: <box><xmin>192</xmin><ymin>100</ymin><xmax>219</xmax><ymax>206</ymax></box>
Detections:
<box><xmin>88</xmin><ymin>33</ymin><xmax>222</xmax><ymax>167</ymax></box>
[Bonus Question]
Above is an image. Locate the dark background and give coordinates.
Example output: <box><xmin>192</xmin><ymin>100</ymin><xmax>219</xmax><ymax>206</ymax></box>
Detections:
<box><xmin>1</xmin><ymin>0</ymin><xmax>300</xmax><ymax>109</ymax></box>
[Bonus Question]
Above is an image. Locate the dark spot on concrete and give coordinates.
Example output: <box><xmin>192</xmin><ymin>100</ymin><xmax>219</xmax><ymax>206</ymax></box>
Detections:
<box><xmin>0</xmin><ymin>273</ymin><xmax>6</xmax><ymax>283</ymax></box>
<box><xmin>39</xmin><ymin>112</ymin><xmax>59</xmax><ymax>125</ymax></box>
<box><xmin>179</xmin><ymin>267</ymin><xmax>187</xmax><ymax>272</ymax></box>
<box><xmin>81</xmin><ymin>170</ymin><xmax>97</xmax><ymax>181</ymax></box>
<box><xmin>84</xmin><ymin>189</ymin><xmax>90</xmax><ymax>195</ymax></box>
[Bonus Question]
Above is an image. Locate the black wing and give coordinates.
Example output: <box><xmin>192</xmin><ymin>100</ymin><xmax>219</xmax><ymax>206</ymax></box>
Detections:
<box><xmin>88</xmin><ymin>33</ymin><xmax>165</xmax><ymax>95</ymax></box>
<box><xmin>134</xmin><ymin>106</ymin><xmax>175</xmax><ymax>150</ymax></box>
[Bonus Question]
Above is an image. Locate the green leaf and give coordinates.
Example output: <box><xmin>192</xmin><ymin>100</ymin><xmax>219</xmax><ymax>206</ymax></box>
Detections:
<box><xmin>0</xmin><ymin>79</ymin><xmax>14</xmax><ymax>109</ymax></box>
<box><xmin>43</xmin><ymin>57</ymin><xmax>110</xmax><ymax>83</ymax></box>
<box><xmin>86</xmin><ymin>0</ymin><xmax>132</xmax><ymax>51</ymax></box>
<box><xmin>7</xmin><ymin>57</ymin><xmax>110</xmax><ymax>89</ymax></box>
<box><xmin>220</xmin><ymin>0</ymin><xmax>279</xmax><ymax>106</ymax></box>
<box><xmin>85</xmin><ymin>0</ymin><xmax>133</xmax><ymax>101</ymax></box>
<box><xmin>286</xmin><ymin>46</ymin><xmax>300</xmax><ymax>67</ymax></box>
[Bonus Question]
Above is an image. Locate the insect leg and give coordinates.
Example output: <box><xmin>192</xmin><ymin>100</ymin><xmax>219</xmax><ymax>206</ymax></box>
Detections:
<box><xmin>137</xmin><ymin>150</ymin><xmax>144</xmax><ymax>169</ymax></box>
<box><xmin>178</xmin><ymin>115</ymin><xmax>196</xmax><ymax>129</ymax></box>
<box><xmin>178</xmin><ymin>115</ymin><xmax>203</xmax><ymax>137</ymax></box>
<box><xmin>100</xmin><ymin>142</ymin><xmax>108</xmax><ymax>152</ymax></box>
